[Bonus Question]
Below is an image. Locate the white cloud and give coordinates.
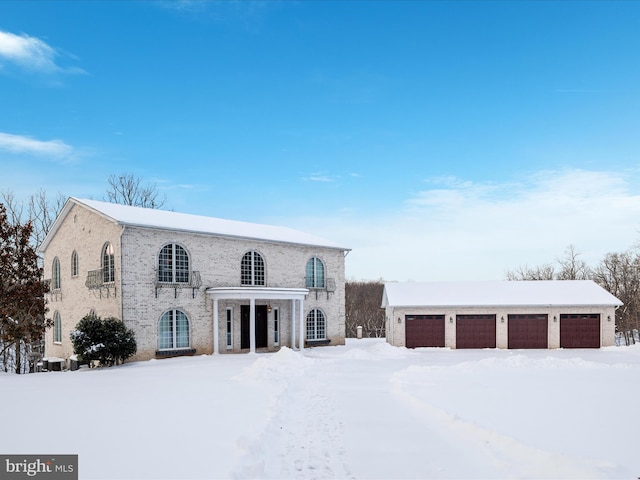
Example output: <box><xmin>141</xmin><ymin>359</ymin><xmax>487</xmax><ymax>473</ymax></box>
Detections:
<box><xmin>0</xmin><ymin>30</ymin><xmax>85</xmax><ymax>75</ymax></box>
<box><xmin>288</xmin><ymin>169</ymin><xmax>640</xmax><ymax>282</ymax></box>
<box><xmin>0</xmin><ymin>132</ymin><xmax>75</xmax><ymax>159</ymax></box>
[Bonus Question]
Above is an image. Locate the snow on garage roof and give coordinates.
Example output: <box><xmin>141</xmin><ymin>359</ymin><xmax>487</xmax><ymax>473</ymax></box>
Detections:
<box><xmin>39</xmin><ymin>197</ymin><xmax>349</xmax><ymax>252</ymax></box>
<box><xmin>381</xmin><ymin>280</ymin><xmax>623</xmax><ymax>308</ymax></box>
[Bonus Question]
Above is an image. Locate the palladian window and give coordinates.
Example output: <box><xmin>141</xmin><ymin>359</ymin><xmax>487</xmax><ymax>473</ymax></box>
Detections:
<box><xmin>158</xmin><ymin>243</ymin><xmax>189</xmax><ymax>283</ymax></box>
<box><xmin>305</xmin><ymin>257</ymin><xmax>325</xmax><ymax>288</ymax></box>
<box><xmin>158</xmin><ymin>309</ymin><xmax>190</xmax><ymax>350</ymax></box>
<box><xmin>241</xmin><ymin>251</ymin><xmax>265</xmax><ymax>286</ymax></box>
<box><xmin>306</xmin><ymin>309</ymin><xmax>326</xmax><ymax>340</ymax></box>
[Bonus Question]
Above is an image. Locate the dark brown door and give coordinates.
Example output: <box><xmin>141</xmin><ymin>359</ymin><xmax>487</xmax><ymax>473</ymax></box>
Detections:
<box><xmin>241</xmin><ymin>305</ymin><xmax>268</xmax><ymax>349</ymax></box>
<box><xmin>560</xmin><ymin>314</ymin><xmax>600</xmax><ymax>348</ymax></box>
<box><xmin>456</xmin><ymin>314</ymin><xmax>496</xmax><ymax>349</ymax></box>
<box><xmin>508</xmin><ymin>314</ymin><xmax>548</xmax><ymax>349</ymax></box>
<box><xmin>405</xmin><ymin>315</ymin><xmax>445</xmax><ymax>348</ymax></box>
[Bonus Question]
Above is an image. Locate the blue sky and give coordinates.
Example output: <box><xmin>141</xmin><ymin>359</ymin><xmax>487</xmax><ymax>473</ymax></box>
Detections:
<box><xmin>2</xmin><ymin>1</ymin><xmax>640</xmax><ymax>281</ymax></box>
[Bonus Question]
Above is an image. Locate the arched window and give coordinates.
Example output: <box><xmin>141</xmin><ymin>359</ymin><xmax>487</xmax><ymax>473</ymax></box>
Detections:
<box><xmin>52</xmin><ymin>257</ymin><xmax>61</xmax><ymax>290</ymax></box>
<box><xmin>71</xmin><ymin>250</ymin><xmax>79</xmax><ymax>277</ymax></box>
<box><xmin>305</xmin><ymin>257</ymin><xmax>325</xmax><ymax>288</ymax></box>
<box><xmin>158</xmin><ymin>244</ymin><xmax>189</xmax><ymax>283</ymax></box>
<box><xmin>53</xmin><ymin>311</ymin><xmax>62</xmax><ymax>343</ymax></box>
<box><xmin>306</xmin><ymin>309</ymin><xmax>326</xmax><ymax>340</ymax></box>
<box><xmin>158</xmin><ymin>309</ymin><xmax>190</xmax><ymax>350</ymax></box>
<box><xmin>241</xmin><ymin>251</ymin><xmax>265</xmax><ymax>286</ymax></box>
<box><xmin>102</xmin><ymin>242</ymin><xmax>115</xmax><ymax>283</ymax></box>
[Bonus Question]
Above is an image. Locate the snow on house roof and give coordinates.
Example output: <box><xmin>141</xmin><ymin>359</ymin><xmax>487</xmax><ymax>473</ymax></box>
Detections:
<box><xmin>39</xmin><ymin>197</ymin><xmax>349</xmax><ymax>252</ymax></box>
<box><xmin>381</xmin><ymin>280</ymin><xmax>623</xmax><ymax>308</ymax></box>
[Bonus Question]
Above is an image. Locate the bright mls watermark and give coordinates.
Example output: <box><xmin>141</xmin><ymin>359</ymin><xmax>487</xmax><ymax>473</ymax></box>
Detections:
<box><xmin>1</xmin><ymin>455</ymin><xmax>77</xmax><ymax>480</ymax></box>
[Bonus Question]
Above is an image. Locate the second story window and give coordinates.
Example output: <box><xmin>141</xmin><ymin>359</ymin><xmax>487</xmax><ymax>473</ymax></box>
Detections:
<box><xmin>52</xmin><ymin>257</ymin><xmax>61</xmax><ymax>290</ymax></box>
<box><xmin>158</xmin><ymin>244</ymin><xmax>189</xmax><ymax>283</ymax></box>
<box><xmin>305</xmin><ymin>257</ymin><xmax>325</xmax><ymax>288</ymax></box>
<box><xmin>71</xmin><ymin>250</ymin><xmax>79</xmax><ymax>277</ymax></box>
<box><xmin>102</xmin><ymin>242</ymin><xmax>115</xmax><ymax>283</ymax></box>
<box><xmin>241</xmin><ymin>251</ymin><xmax>265</xmax><ymax>286</ymax></box>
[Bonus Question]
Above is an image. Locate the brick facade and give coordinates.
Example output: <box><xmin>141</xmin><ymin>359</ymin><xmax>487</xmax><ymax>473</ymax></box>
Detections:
<box><xmin>40</xmin><ymin>199</ymin><xmax>347</xmax><ymax>364</ymax></box>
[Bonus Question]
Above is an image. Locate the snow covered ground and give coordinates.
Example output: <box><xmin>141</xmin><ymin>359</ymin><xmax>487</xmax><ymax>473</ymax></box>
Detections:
<box><xmin>2</xmin><ymin>339</ymin><xmax>639</xmax><ymax>479</ymax></box>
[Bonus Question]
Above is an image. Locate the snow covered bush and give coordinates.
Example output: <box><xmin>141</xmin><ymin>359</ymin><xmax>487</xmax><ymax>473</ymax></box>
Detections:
<box><xmin>71</xmin><ymin>314</ymin><xmax>136</xmax><ymax>367</ymax></box>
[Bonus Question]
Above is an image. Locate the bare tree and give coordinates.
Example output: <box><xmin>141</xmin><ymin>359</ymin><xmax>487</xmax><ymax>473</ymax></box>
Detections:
<box><xmin>345</xmin><ymin>280</ymin><xmax>385</xmax><ymax>338</ymax></box>
<box><xmin>0</xmin><ymin>189</ymin><xmax>66</xmax><ymax>249</ymax></box>
<box><xmin>505</xmin><ymin>263</ymin><xmax>555</xmax><ymax>281</ymax></box>
<box><xmin>105</xmin><ymin>173</ymin><xmax>167</xmax><ymax>209</ymax></box>
<box><xmin>556</xmin><ymin>244</ymin><xmax>592</xmax><ymax>280</ymax></box>
<box><xmin>592</xmin><ymin>250</ymin><xmax>640</xmax><ymax>345</ymax></box>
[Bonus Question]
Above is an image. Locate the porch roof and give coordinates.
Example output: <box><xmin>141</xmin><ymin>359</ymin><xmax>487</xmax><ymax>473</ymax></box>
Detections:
<box><xmin>206</xmin><ymin>286</ymin><xmax>309</xmax><ymax>301</ymax></box>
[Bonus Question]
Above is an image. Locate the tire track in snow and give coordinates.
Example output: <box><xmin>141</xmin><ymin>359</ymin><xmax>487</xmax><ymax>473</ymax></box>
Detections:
<box><xmin>390</xmin><ymin>369</ymin><xmax>605</xmax><ymax>479</ymax></box>
<box><xmin>232</xmin><ymin>349</ymin><xmax>354</xmax><ymax>479</ymax></box>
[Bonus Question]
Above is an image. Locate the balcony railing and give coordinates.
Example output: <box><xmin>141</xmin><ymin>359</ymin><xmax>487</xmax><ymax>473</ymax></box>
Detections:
<box><xmin>154</xmin><ymin>270</ymin><xmax>202</xmax><ymax>289</ymax></box>
<box><xmin>85</xmin><ymin>269</ymin><xmax>110</xmax><ymax>289</ymax></box>
<box><xmin>304</xmin><ymin>277</ymin><xmax>336</xmax><ymax>291</ymax></box>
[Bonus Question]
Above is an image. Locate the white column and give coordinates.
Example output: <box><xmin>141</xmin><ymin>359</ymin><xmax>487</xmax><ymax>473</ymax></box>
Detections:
<box><xmin>250</xmin><ymin>297</ymin><xmax>256</xmax><ymax>353</ymax></box>
<box><xmin>298</xmin><ymin>298</ymin><xmax>305</xmax><ymax>351</ymax></box>
<box><xmin>213</xmin><ymin>299</ymin><xmax>219</xmax><ymax>354</ymax></box>
<box><xmin>291</xmin><ymin>299</ymin><xmax>296</xmax><ymax>349</ymax></box>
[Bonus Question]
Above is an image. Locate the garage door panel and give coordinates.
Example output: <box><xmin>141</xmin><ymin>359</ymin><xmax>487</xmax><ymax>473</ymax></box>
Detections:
<box><xmin>560</xmin><ymin>314</ymin><xmax>600</xmax><ymax>348</ymax></box>
<box><xmin>508</xmin><ymin>314</ymin><xmax>548</xmax><ymax>349</ymax></box>
<box><xmin>405</xmin><ymin>315</ymin><xmax>445</xmax><ymax>348</ymax></box>
<box><xmin>456</xmin><ymin>314</ymin><xmax>496</xmax><ymax>349</ymax></box>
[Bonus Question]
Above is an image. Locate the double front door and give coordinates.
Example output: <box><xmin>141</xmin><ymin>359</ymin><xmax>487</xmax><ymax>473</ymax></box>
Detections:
<box><xmin>240</xmin><ymin>305</ymin><xmax>268</xmax><ymax>349</ymax></box>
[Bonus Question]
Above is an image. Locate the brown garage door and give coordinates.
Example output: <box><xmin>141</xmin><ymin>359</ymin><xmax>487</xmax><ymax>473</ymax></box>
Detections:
<box><xmin>560</xmin><ymin>314</ymin><xmax>600</xmax><ymax>348</ymax></box>
<box><xmin>405</xmin><ymin>315</ymin><xmax>445</xmax><ymax>348</ymax></box>
<box><xmin>508</xmin><ymin>314</ymin><xmax>548</xmax><ymax>349</ymax></box>
<box><xmin>456</xmin><ymin>314</ymin><xmax>496</xmax><ymax>349</ymax></box>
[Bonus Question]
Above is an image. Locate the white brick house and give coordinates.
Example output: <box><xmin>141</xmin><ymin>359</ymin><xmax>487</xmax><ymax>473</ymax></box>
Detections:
<box><xmin>38</xmin><ymin>198</ymin><xmax>349</xmax><ymax>364</ymax></box>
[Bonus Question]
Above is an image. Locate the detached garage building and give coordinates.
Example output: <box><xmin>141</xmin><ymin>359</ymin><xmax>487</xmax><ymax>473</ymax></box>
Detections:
<box><xmin>382</xmin><ymin>280</ymin><xmax>621</xmax><ymax>349</ymax></box>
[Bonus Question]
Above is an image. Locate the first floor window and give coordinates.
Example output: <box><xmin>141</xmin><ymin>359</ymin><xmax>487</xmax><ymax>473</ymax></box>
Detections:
<box><xmin>274</xmin><ymin>308</ymin><xmax>280</xmax><ymax>346</ymax></box>
<box><xmin>306</xmin><ymin>309</ymin><xmax>326</xmax><ymax>341</ymax></box>
<box><xmin>53</xmin><ymin>311</ymin><xmax>62</xmax><ymax>343</ymax></box>
<box><xmin>158</xmin><ymin>309</ymin><xmax>190</xmax><ymax>350</ymax></box>
<box><xmin>226</xmin><ymin>308</ymin><xmax>233</xmax><ymax>350</ymax></box>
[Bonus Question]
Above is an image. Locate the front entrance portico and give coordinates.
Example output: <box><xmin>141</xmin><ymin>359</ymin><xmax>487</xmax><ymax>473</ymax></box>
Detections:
<box><xmin>206</xmin><ymin>287</ymin><xmax>309</xmax><ymax>353</ymax></box>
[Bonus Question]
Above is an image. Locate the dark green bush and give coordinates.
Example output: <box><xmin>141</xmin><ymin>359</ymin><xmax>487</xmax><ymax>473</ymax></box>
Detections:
<box><xmin>71</xmin><ymin>314</ymin><xmax>136</xmax><ymax>366</ymax></box>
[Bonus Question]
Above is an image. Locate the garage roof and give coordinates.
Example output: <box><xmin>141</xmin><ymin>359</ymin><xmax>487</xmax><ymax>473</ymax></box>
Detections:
<box><xmin>381</xmin><ymin>280</ymin><xmax>623</xmax><ymax>308</ymax></box>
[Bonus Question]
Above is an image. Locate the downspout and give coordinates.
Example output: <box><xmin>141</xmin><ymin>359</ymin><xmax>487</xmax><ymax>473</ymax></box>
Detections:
<box><xmin>119</xmin><ymin>225</ymin><xmax>126</xmax><ymax>324</ymax></box>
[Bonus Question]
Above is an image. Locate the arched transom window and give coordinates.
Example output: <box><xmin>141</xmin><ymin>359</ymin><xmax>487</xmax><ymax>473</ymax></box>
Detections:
<box><xmin>158</xmin><ymin>243</ymin><xmax>189</xmax><ymax>283</ymax></box>
<box><xmin>241</xmin><ymin>251</ymin><xmax>265</xmax><ymax>286</ymax></box>
<box><xmin>158</xmin><ymin>309</ymin><xmax>190</xmax><ymax>350</ymax></box>
<box><xmin>102</xmin><ymin>242</ymin><xmax>115</xmax><ymax>283</ymax></box>
<box><xmin>306</xmin><ymin>309</ymin><xmax>326</xmax><ymax>341</ymax></box>
<box><xmin>52</xmin><ymin>257</ymin><xmax>61</xmax><ymax>290</ymax></box>
<box><xmin>305</xmin><ymin>257</ymin><xmax>325</xmax><ymax>288</ymax></box>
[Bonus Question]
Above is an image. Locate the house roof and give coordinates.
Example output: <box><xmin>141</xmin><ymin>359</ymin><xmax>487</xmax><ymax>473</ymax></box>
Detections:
<box><xmin>38</xmin><ymin>197</ymin><xmax>350</xmax><ymax>252</ymax></box>
<box><xmin>381</xmin><ymin>280</ymin><xmax>623</xmax><ymax>308</ymax></box>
